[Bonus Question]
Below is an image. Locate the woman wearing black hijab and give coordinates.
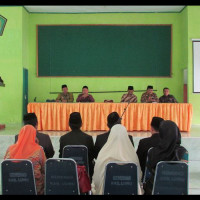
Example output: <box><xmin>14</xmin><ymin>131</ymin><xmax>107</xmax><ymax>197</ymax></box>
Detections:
<box><xmin>144</xmin><ymin>120</ymin><xmax>188</xmax><ymax>195</ymax></box>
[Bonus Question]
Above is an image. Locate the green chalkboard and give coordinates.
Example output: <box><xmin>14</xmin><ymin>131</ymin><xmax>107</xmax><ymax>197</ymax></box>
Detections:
<box><xmin>37</xmin><ymin>25</ymin><xmax>172</xmax><ymax>77</ymax></box>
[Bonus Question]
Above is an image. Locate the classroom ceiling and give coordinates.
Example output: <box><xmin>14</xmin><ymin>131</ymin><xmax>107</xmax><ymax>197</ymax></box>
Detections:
<box><xmin>24</xmin><ymin>5</ymin><xmax>186</xmax><ymax>13</ymax></box>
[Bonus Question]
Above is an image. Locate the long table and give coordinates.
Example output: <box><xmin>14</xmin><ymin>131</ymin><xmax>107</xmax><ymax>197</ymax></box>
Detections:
<box><xmin>27</xmin><ymin>103</ymin><xmax>193</xmax><ymax>132</ymax></box>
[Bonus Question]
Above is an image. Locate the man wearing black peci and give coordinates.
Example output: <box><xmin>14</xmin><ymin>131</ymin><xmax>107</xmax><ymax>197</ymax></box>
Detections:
<box><xmin>56</xmin><ymin>84</ymin><xmax>74</xmax><ymax>103</ymax></box>
<box><xmin>120</xmin><ymin>86</ymin><xmax>137</xmax><ymax>103</ymax></box>
<box><xmin>15</xmin><ymin>113</ymin><xmax>55</xmax><ymax>159</ymax></box>
<box><xmin>136</xmin><ymin>116</ymin><xmax>164</xmax><ymax>180</ymax></box>
<box><xmin>94</xmin><ymin>112</ymin><xmax>134</xmax><ymax>159</ymax></box>
<box><xmin>59</xmin><ymin>112</ymin><xmax>95</xmax><ymax>180</ymax></box>
<box><xmin>141</xmin><ymin>85</ymin><xmax>159</xmax><ymax>103</ymax></box>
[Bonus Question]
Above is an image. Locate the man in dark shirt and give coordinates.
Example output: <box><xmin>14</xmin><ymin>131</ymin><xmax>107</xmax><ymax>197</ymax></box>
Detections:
<box><xmin>136</xmin><ymin>116</ymin><xmax>164</xmax><ymax>180</ymax></box>
<box><xmin>94</xmin><ymin>112</ymin><xmax>134</xmax><ymax>159</ymax></box>
<box><xmin>76</xmin><ymin>86</ymin><xmax>95</xmax><ymax>102</ymax></box>
<box><xmin>159</xmin><ymin>87</ymin><xmax>178</xmax><ymax>103</ymax></box>
<box><xmin>59</xmin><ymin>112</ymin><xmax>95</xmax><ymax>179</ymax></box>
<box><xmin>15</xmin><ymin>113</ymin><xmax>55</xmax><ymax>159</ymax></box>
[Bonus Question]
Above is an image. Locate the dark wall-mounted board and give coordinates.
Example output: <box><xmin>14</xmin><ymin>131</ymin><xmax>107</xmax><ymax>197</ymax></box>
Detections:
<box><xmin>37</xmin><ymin>25</ymin><xmax>172</xmax><ymax>77</ymax></box>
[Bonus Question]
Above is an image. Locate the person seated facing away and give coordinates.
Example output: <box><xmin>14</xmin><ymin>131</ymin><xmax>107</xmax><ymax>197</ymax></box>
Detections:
<box><xmin>76</xmin><ymin>86</ymin><xmax>95</xmax><ymax>102</ymax></box>
<box><xmin>59</xmin><ymin>112</ymin><xmax>95</xmax><ymax>180</ymax></box>
<box><xmin>4</xmin><ymin>125</ymin><xmax>46</xmax><ymax>195</ymax></box>
<box><xmin>136</xmin><ymin>116</ymin><xmax>164</xmax><ymax>179</ymax></box>
<box><xmin>144</xmin><ymin>120</ymin><xmax>188</xmax><ymax>195</ymax></box>
<box><xmin>56</xmin><ymin>84</ymin><xmax>74</xmax><ymax>102</ymax></box>
<box><xmin>159</xmin><ymin>87</ymin><xmax>178</xmax><ymax>103</ymax></box>
<box><xmin>91</xmin><ymin>124</ymin><xmax>143</xmax><ymax>195</ymax></box>
<box><xmin>94</xmin><ymin>112</ymin><xmax>134</xmax><ymax>159</ymax></box>
<box><xmin>141</xmin><ymin>85</ymin><xmax>159</xmax><ymax>103</ymax></box>
<box><xmin>120</xmin><ymin>86</ymin><xmax>137</xmax><ymax>103</ymax></box>
<box><xmin>15</xmin><ymin>113</ymin><xmax>55</xmax><ymax>159</ymax></box>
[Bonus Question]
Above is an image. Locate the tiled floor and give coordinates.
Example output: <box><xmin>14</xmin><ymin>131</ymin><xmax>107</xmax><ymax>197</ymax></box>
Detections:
<box><xmin>1</xmin><ymin>123</ymin><xmax>199</xmax><ymax>137</ymax></box>
<box><xmin>0</xmin><ymin>123</ymin><xmax>200</xmax><ymax>195</ymax></box>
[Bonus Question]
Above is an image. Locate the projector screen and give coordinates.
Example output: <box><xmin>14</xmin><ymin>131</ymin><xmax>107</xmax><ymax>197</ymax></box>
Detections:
<box><xmin>193</xmin><ymin>41</ymin><xmax>200</xmax><ymax>93</ymax></box>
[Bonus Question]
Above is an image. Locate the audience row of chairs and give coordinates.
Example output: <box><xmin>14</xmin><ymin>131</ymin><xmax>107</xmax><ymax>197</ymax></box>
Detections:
<box><xmin>1</xmin><ymin>145</ymin><xmax>188</xmax><ymax>195</ymax></box>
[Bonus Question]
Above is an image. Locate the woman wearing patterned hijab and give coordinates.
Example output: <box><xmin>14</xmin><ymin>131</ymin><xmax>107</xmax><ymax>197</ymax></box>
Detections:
<box><xmin>4</xmin><ymin>125</ymin><xmax>46</xmax><ymax>195</ymax></box>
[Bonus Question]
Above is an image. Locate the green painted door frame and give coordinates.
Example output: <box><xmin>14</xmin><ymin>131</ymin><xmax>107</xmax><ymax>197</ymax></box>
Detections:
<box><xmin>23</xmin><ymin>68</ymin><xmax>28</xmax><ymax>117</ymax></box>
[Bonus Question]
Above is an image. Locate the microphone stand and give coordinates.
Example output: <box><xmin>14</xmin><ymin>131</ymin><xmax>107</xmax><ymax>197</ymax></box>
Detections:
<box><xmin>118</xmin><ymin>100</ymin><xmax>131</xmax><ymax>123</ymax></box>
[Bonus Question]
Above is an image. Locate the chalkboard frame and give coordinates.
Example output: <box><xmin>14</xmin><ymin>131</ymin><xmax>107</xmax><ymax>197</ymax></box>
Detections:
<box><xmin>36</xmin><ymin>24</ymin><xmax>172</xmax><ymax>78</ymax></box>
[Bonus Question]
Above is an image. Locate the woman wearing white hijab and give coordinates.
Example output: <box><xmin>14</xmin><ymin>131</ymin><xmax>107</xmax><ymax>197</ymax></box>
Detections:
<box><xmin>91</xmin><ymin>124</ymin><xmax>143</xmax><ymax>195</ymax></box>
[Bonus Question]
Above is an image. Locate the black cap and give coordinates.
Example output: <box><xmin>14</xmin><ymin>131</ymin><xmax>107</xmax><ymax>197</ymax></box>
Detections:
<box><xmin>151</xmin><ymin>117</ymin><xmax>164</xmax><ymax>131</ymax></box>
<box><xmin>107</xmin><ymin>112</ymin><xmax>120</xmax><ymax>129</ymax></box>
<box><xmin>62</xmin><ymin>84</ymin><xmax>67</xmax><ymax>89</ymax></box>
<box><xmin>128</xmin><ymin>86</ymin><xmax>134</xmax><ymax>90</ymax></box>
<box><xmin>147</xmin><ymin>85</ymin><xmax>153</xmax><ymax>90</ymax></box>
<box><xmin>23</xmin><ymin>113</ymin><xmax>37</xmax><ymax>121</ymax></box>
<box><xmin>23</xmin><ymin>113</ymin><xmax>38</xmax><ymax>127</ymax></box>
<box><xmin>82</xmin><ymin>86</ymin><xmax>88</xmax><ymax>89</ymax></box>
<box><xmin>69</xmin><ymin>112</ymin><xmax>82</xmax><ymax>129</ymax></box>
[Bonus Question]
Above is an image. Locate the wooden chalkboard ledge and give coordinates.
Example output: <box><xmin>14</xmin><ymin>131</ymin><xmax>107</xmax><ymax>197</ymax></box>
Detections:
<box><xmin>50</xmin><ymin>90</ymin><xmax>157</xmax><ymax>94</ymax></box>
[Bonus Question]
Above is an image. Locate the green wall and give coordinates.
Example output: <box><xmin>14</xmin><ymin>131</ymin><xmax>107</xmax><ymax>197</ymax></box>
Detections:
<box><xmin>0</xmin><ymin>7</ymin><xmax>23</xmax><ymax>124</ymax></box>
<box><xmin>1</xmin><ymin>6</ymin><xmax>200</xmax><ymax>125</ymax></box>
<box><xmin>187</xmin><ymin>6</ymin><xmax>200</xmax><ymax>124</ymax></box>
<box><xmin>22</xmin><ymin>8</ymin><xmax>29</xmax><ymax>69</ymax></box>
<box><xmin>178</xmin><ymin>7</ymin><xmax>188</xmax><ymax>79</ymax></box>
<box><xmin>28</xmin><ymin>12</ymin><xmax>185</xmax><ymax>105</ymax></box>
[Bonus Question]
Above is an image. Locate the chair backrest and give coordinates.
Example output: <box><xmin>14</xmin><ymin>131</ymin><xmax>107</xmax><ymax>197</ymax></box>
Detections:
<box><xmin>143</xmin><ymin>147</ymin><xmax>189</xmax><ymax>184</ymax></box>
<box><xmin>152</xmin><ymin>161</ymin><xmax>188</xmax><ymax>195</ymax></box>
<box><xmin>177</xmin><ymin>148</ymin><xmax>189</xmax><ymax>163</ymax></box>
<box><xmin>143</xmin><ymin>147</ymin><xmax>154</xmax><ymax>184</ymax></box>
<box><xmin>1</xmin><ymin>159</ymin><xmax>37</xmax><ymax>195</ymax></box>
<box><xmin>45</xmin><ymin>158</ymin><xmax>79</xmax><ymax>195</ymax></box>
<box><xmin>103</xmin><ymin>162</ymin><xmax>138</xmax><ymax>195</ymax></box>
<box><xmin>62</xmin><ymin>145</ymin><xmax>89</xmax><ymax>174</ymax></box>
